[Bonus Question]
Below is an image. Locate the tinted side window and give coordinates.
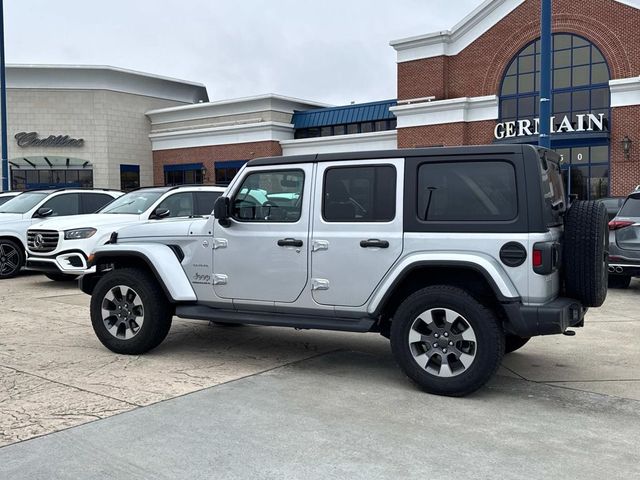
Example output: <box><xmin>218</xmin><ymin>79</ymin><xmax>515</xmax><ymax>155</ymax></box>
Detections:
<box><xmin>619</xmin><ymin>197</ymin><xmax>640</xmax><ymax>217</ymax></box>
<box><xmin>418</xmin><ymin>162</ymin><xmax>517</xmax><ymax>222</ymax></box>
<box><xmin>156</xmin><ymin>192</ymin><xmax>194</xmax><ymax>218</ymax></box>
<box><xmin>323</xmin><ymin>166</ymin><xmax>396</xmax><ymax>222</ymax></box>
<box><xmin>194</xmin><ymin>191</ymin><xmax>222</xmax><ymax>216</ymax></box>
<box><xmin>82</xmin><ymin>193</ymin><xmax>115</xmax><ymax>213</ymax></box>
<box><xmin>40</xmin><ymin>193</ymin><xmax>81</xmax><ymax>216</ymax></box>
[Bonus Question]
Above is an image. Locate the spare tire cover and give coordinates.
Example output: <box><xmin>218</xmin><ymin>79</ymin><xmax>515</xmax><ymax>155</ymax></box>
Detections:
<box><xmin>562</xmin><ymin>200</ymin><xmax>609</xmax><ymax>307</ymax></box>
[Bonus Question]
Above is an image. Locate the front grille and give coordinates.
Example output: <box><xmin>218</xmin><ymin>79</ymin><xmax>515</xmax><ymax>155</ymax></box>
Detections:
<box><xmin>27</xmin><ymin>229</ymin><xmax>60</xmax><ymax>253</ymax></box>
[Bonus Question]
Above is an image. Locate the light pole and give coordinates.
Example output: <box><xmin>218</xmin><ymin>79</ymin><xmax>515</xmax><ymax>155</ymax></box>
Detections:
<box><xmin>0</xmin><ymin>0</ymin><xmax>7</xmax><ymax>191</ymax></box>
<box><xmin>539</xmin><ymin>0</ymin><xmax>552</xmax><ymax>149</ymax></box>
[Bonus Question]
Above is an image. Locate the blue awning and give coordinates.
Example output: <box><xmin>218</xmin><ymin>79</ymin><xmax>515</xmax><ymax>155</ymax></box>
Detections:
<box><xmin>215</xmin><ymin>160</ymin><xmax>247</xmax><ymax>169</ymax></box>
<box><xmin>163</xmin><ymin>162</ymin><xmax>203</xmax><ymax>172</ymax></box>
<box><xmin>292</xmin><ymin>99</ymin><xmax>397</xmax><ymax>129</ymax></box>
<box><xmin>120</xmin><ymin>164</ymin><xmax>140</xmax><ymax>173</ymax></box>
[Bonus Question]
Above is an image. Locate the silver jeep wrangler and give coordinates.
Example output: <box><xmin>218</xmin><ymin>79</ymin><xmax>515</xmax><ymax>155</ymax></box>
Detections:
<box><xmin>81</xmin><ymin>145</ymin><xmax>609</xmax><ymax>396</ymax></box>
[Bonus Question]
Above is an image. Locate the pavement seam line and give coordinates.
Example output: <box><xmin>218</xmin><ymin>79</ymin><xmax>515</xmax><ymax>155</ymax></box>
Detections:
<box><xmin>0</xmin><ymin>364</ymin><xmax>141</xmax><ymax>408</ymax></box>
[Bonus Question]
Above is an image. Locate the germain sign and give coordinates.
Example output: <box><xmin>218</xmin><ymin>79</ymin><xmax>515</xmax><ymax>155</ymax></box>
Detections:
<box><xmin>494</xmin><ymin>113</ymin><xmax>607</xmax><ymax>140</ymax></box>
<box><xmin>15</xmin><ymin>131</ymin><xmax>85</xmax><ymax>148</ymax></box>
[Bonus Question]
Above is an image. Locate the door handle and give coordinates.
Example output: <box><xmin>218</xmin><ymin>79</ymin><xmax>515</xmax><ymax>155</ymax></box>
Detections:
<box><xmin>360</xmin><ymin>239</ymin><xmax>389</xmax><ymax>249</ymax></box>
<box><xmin>278</xmin><ymin>238</ymin><xmax>303</xmax><ymax>247</ymax></box>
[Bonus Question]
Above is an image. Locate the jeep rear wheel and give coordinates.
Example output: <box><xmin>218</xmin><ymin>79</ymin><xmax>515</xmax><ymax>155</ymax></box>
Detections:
<box><xmin>563</xmin><ymin>200</ymin><xmax>609</xmax><ymax>307</ymax></box>
<box><xmin>390</xmin><ymin>285</ymin><xmax>504</xmax><ymax>396</ymax></box>
<box><xmin>90</xmin><ymin>268</ymin><xmax>172</xmax><ymax>354</ymax></box>
<box><xmin>0</xmin><ymin>240</ymin><xmax>24</xmax><ymax>279</ymax></box>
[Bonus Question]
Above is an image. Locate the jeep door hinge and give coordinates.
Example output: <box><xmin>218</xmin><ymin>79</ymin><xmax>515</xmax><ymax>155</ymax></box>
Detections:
<box><xmin>212</xmin><ymin>238</ymin><xmax>228</xmax><ymax>249</ymax></box>
<box><xmin>312</xmin><ymin>240</ymin><xmax>329</xmax><ymax>252</ymax></box>
<box><xmin>212</xmin><ymin>274</ymin><xmax>228</xmax><ymax>285</ymax></box>
<box><xmin>311</xmin><ymin>278</ymin><xmax>330</xmax><ymax>290</ymax></box>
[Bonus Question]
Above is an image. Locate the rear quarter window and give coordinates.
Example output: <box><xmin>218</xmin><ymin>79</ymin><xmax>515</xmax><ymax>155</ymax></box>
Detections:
<box><xmin>618</xmin><ymin>197</ymin><xmax>640</xmax><ymax>217</ymax></box>
<box><xmin>417</xmin><ymin>161</ymin><xmax>517</xmax><ymax>222</ymax></box>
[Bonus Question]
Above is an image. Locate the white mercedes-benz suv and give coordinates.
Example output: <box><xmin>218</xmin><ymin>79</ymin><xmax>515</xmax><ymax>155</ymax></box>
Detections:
<box><xmin>0</xmin><ymin>189</ymin><xmax>122</xmax><ymax>279</ymax></box>
<box><xmin>26</xmin><ymin>185</ymin><xmax>225</xmax><ymax>280</ymax></box>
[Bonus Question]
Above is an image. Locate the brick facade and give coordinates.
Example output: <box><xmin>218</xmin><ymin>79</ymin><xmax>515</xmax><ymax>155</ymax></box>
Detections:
<box><xmin>152</xmin><ymin>141</ymin><xmax>282</xmax><ymax>185</ymax></box>
<box><xmin>396</xmin><ymin>0</ymin><xmax>640</xmax><ymax>197</ymax></box>
<box><xmin>397</xmin><ymin>0</ymin><xmax>640</xmax><ymax>102</ymax></box>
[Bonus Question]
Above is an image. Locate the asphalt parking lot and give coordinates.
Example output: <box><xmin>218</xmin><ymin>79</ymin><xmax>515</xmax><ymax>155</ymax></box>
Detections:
<box><xmin>1</xmin><ymin>273</ymin><xmax>640</xmax><ymax>478</ymax></box>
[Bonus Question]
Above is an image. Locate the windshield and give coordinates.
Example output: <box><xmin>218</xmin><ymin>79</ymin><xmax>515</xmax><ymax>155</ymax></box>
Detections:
<box><xmin>0</xmin><ymin>192</ymin><xmax>48</xmax><ymax>214</ymax></box>
<box><xmin>99</xmin><ymin>191</ymin><xmax>164</xmax><ymax>214</ymax></box>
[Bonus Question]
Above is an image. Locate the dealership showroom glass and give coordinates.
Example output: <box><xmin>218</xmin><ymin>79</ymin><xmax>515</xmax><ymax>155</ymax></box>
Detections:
<box><xmin>1</xmin><ymin>0</ymin><xmax>639</xmax><ymax>200</ymax></box>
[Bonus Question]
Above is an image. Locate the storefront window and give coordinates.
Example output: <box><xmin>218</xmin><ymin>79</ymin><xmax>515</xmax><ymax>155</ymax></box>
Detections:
<box><xmin>164</xmin><ymin>163</ymin><xmax>204</xmax><ymax>186</ymax></box>
<box><xmin>10</xmin><ymin>168</ymin><xmax>93</xmax><ymax>190</ymax></box>
<box><xmin>120</xmin><ymin>165</ymin><xmax>140</xmax><ymax>192</ymax></box>
<box><xmin>499</xmin><ymin>33</ymin><xmax>611</xmax><ymax>200</ymax></box>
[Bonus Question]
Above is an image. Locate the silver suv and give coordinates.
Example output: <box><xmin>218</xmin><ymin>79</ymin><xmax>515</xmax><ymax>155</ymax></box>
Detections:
<box><xmin>80</xmin><ymin>146</ymin><xmax>609</xmax><ymax>396</ymax></box>
<box><xmin>608</xmin><ymin>188</ymin><xmax>640</xmax><ymax>288</ymax></box>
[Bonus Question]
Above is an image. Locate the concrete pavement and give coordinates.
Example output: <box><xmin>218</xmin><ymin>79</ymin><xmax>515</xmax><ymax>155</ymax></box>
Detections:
<box><xmin>1</xmin><ymin>273</ymin><xmax>640</xmax><ymax>477</ymax></box>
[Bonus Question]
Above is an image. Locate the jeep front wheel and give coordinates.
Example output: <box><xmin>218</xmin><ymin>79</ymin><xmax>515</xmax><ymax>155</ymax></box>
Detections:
<box><xmin>390</xmin><ymin>285</ymin><xmax>504</xmax><ymax>396</ymax></box>
<box><xmin>90</xmin><ymin>268</ymin><xmax>172</xmax><ymax>354</ymax></box>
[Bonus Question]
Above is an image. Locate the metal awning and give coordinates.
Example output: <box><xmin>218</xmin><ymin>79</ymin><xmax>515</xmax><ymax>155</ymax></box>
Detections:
<box><xmin>292</xmin><ymin>99</ymin><xmax>397</xmax><ymax>129</ymax></box>
<box><xmin>8</xmin><ymin>156</ymin><xmax>93</xmax><ymax>169</ymax></box>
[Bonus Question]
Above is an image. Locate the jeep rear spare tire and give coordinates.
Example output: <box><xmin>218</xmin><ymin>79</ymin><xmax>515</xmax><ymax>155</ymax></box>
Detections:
<box><xmin>562</xmin><ymin>201</ymin><xmax>608</xmax><ymax>307</ymax></box>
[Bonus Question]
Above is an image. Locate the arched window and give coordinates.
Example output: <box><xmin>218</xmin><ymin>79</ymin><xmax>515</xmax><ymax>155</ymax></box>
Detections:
<box><xmin>499</xmin><ymin>34</ymin><xmax>611</xmax><ymax>200</ymax></box>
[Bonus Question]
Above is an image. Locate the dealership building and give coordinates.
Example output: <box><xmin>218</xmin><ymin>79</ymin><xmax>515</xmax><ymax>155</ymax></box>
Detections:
<box><xmin>2</xmin><ymin>0</ymin><xmax>640</xmax><ymax>198</ymax></box>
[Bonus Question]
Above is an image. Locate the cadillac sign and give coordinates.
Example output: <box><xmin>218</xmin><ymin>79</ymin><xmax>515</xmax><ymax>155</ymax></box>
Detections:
<box><xmin>494</xmin><ymin>113</ymin><xmax>607</xmax><ymax>140</ymax></box>
<box><xmin>15</xmin><ymin>131</ymin><xmax>85</xmax><ymax>148</ymax></box>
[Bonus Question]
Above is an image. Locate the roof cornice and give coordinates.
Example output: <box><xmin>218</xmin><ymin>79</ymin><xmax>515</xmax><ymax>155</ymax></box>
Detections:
<box><xmin>390</xmin><ymin>0</ymin><xmax>639</xmax><ymax>63</ymax></box>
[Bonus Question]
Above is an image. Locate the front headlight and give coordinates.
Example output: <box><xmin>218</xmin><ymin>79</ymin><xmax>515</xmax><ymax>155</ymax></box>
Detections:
<box><xmin>64</xmin><ymin>228</ymin><xmax>97</xmax><ymax>240</ymax></box>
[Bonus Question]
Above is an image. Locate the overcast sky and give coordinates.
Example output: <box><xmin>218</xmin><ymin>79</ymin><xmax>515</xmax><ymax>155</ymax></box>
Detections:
<box><xmin>5</xmin><ymin>0</ymin><xmax>482</xmax><ymax>105</ymax></box>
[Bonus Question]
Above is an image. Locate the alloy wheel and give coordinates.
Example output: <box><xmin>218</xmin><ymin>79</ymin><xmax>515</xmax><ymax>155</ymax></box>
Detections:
<box><xmin>0</xmin><ymin>243</ymin><xmax>21</xmax><ymax>276</ymax></box>
<box><xmin>101</xmin><ymin>285</ymin><xmax>145</xmax><ymax>340</ymax></box>
<box><xmin>408</xmin><ymin>308</ymin><xmax>477</xmax><ymax>378</ymax></box>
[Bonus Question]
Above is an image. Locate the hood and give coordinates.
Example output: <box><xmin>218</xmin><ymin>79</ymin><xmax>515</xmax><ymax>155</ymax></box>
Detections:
<box><xmin>117</xmin><ymin>217</ymin><xmax>208</xmax><ymax>240</ymax></box>
<box><xmin>0</xmin><ymin>213</ymin><xmax>25</xmax><ymax>222</ymax></box>
<box><xmin>30</xmin><ymin>213</ymin><xmax>140</xmax><ymax>231</ymax></box>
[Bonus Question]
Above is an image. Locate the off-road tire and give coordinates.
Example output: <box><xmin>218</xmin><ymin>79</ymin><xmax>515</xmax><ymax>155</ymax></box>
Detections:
<box><xmin>504</xmin><ymin>335</ymin><xmax>530</xmax><ymax>354</ymax></box>
<box><xmin>0</xmin><ymin>239</ymin><xmax>25</xmax><ymax>279</ymax></box>
<box><xmin>390</xmin><ymin>285</ymin><xmax>504</xmax><ymax>397</ymax></box>
<box><xmin>45</xmin><ymin>272</ymin><xmax>79</xmax><ymax>282</ymax></box>
<box><xmin>608</xmin><ymin>274</ymin><xmax>631</xmax><ymax>289</ymax></box>
<box><xmin>563</xmin><ymin>201</ymin><xmax>608</xmax><ymax>307</ymax></box>
<box><xmin>90</xmin><ymin>268</ymin><xmax>172</xmax><ymax>354</ymax></box>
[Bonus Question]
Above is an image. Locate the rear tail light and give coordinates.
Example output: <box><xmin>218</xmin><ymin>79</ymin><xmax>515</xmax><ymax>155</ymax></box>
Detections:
<box><xmin>532</xmin><ymin>249</ymin><xmax>543</xmax><ymax>268</ymax></box>
<box><xmin>532</xmin><ymin>242</ymin><xmax>560</xmax><ymax>275</ymax></box>
<box><xmin>609</xmin><ymin>220</ymin><xmax>634</xmax><ymax>230</ymax></box>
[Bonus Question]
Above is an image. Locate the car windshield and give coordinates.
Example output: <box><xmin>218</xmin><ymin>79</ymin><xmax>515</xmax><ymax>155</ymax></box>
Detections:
<box><xmin>618</xmin><ymin>196</ymin><xmax>640</xmax><ymax>217</ymax></box>
<box><xmin>0</xmin><ymin>195</ymin><xmax>17</xmax><ymax>207</ymax></box>
<box><xmin>0</xmin><ymin>192</ymin><xmax>48</xmax><ymax>214</ymax></box>
<box><xmin>99</xmin><ymin>191</ymin><xmax>164</xmax><ymax>214</ymax></box>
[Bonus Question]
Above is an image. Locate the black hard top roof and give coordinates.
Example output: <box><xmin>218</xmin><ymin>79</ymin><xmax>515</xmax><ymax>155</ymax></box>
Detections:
<box><xmin>247</xmin><ymin>144</ymin><xmax>544</xmax><ymax>167</ymax></box>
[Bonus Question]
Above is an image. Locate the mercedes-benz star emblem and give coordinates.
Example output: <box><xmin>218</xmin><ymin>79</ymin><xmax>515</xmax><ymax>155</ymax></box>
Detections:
<box><xmin>34</xmin><ymin>234</ymin><xmax>45</xmax><ymax>249</ymax></box>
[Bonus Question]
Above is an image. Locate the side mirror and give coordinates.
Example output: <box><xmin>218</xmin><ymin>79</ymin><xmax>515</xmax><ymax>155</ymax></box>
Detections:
<box><xmin>213</xmin><ymin>196</ymin><xmax>231</xmax><ymax>227</ymax></box>
<box><xmin>34</xmin><ymin>207</ymin><xmax>53</xmax><ymax>218</ymax></box>
<box><xmin>151</xmin><ymin>208</ymin><xmax>171</xmax><ymax>219</ymax></box>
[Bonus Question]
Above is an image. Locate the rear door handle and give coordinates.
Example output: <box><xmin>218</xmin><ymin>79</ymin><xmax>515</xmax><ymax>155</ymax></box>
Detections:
<box><xmin>360</xmin><ymin>239</ymin><xmax>389</xmax><ymax>249</ymax></box>
<box><xmin>278</xmin><ymin>238</ymin><xmax>303</xmax><ymax>247</ymax></box>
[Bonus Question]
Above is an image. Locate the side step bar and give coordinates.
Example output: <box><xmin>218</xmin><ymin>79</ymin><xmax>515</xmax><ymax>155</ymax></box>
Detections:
<box><xmin>175</xmin><ymin>305</ymin><xmax>376</xmax><ymax>333</ymax></box>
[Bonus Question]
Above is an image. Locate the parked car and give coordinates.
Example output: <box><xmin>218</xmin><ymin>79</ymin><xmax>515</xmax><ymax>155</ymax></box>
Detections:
<box><xmin>79</xmin><ymin>145</ymin><xmax>609</xmax><ymax>397</ymax></box>
<box><xmin>0</xmin><ymin>188</ymin><xmax>123</xmax><ymax>279</ymax></box>
<box><xmin>0</xmin><ymin>191</ymin><xmax>21</xmax><ymax>207</ymax></box>
<box><xmin>597</xmin><ymin>196</ymin><xmax>626</xmax><ymax>221</ymax></box>
<box><xmin>26</xmin><ymin>185</ymin><xmax>225</xmax><ymax>281</ymax></box>
<box><xmin>607</xmin><ymin>188</ymin><xmax>640</xmax><ymax>288</ymax></box>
